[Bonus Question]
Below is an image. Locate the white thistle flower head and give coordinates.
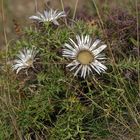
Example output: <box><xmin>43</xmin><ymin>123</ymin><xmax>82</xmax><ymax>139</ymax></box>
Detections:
<box><xmin>29</xmin><ymin>9</ymin><xmax>66</xmax><ymax>25</ymax></box>
<box><xmin>62</xmin><ymin>35</ymin><xmax>107</xmax><ymax>79</ymax></box>
<box><xmin>12</xmin><ymin>47</ymin><xmax>39</xmax><ymax>74</ymax></box>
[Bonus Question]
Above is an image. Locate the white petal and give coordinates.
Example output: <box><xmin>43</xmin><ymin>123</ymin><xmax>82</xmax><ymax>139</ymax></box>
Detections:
<box><xmin>29</xmin><ymin>16</ymin><xmax>42</xmax><ymax>21</ymax></box>
<box><xmin>55</xmin><ymin>11</ymin><xmax>66</xmax><ymax>19</ymax></box>
<box><xmin>81</xmin><ymin>35</ymin><xmax>84</xmax><ymax>44</ymax></box>
<box><xmin>81</xmin><ymin>65</ymin><xmax>86</xmax><ymax>78</ymax></box>
<box><xmin>62</xmin><ymin>54</ymin><xmax>75</xmax><ymax>58</ymax></box>
<box><xmin>83</xmin><ymin>65</ymin><xmax>88</xmax><ymax>78</ymax></box>
<box><xmin>16</xmin><ymin>65</ymin><xmax>27</xmax><ymax>74</ymax></box>
<box><xmin>44</xmin><ymin>10</ymin><xmax>49</xmax><ymax>18</ymax></box>
<box><xmin>87</xmin><ymin>66</ymin><xmax>92</xmax><ymax>75</ymax></box>
<box><xmin>53</xmin><ymin>20</ymin><xmax>59</xmax><ymax>25</ymax></box>
<box><xmin>94</xmin><ymin>60</ymin><xmax>107</xmax><ymax>71</ymax></box>
<box><xmin>90</xmin><ymin>39</ymin><xmax>101</xmax><ymax>51</ymax></box>
<box><xmin>92</xmin><ymin>60</ymin><xmax>107</xmax><ymax>75</ymax></box>
<box><xmin>69</xmin><ymin>38</ymin><xmax>79</xmax><ymax>50</ymax></box>
<box><xmin>63</xmin><ymin>49</ymin><xmax>76</xmax><ymax>58</ymax></box>
<box><xmin>96</xmin><ymin>57</ymin><xmax>107</xmax><ymax>60</ymax></box>
<box><xmin>85</xmin><ymin>35</ymin><xmax>88</xmax><ymax>43</ymax></box>
<box><xmin>76</xmin><ymin>35</ymin><xmax>82</xmax><ymax>46</ymax></box>
<box><xmin>85</xmin><ymin>35</ymin><xmax>90</xmax><ymax>45</ymax></box>
<box><xmin>95</xmin><ymin>54</ymin><xmax>107</xmax><ymax>60</ymax></box>
<box><xmin>13</xmin><ymin>63</ymin><xmax>24</xmax><ymax>70</ymax></box>
<box><xmin>64</xmin><ymin>43</ymin><xmax>76</xmax><ymax>52</ymax></box>
<box><xmin>67</xmin><ymin>60</ymin><xmax>79</xmax><ymax>68</ymax></box>
<box><xmin>74</xmin><ymin>65</ymin><xmax>82</xmax><ymax>76</ymax></box>
<box><xmin>70</xmin><ymin>64</ymin><xmax>79</xmax><ymax>71</ymax></box>
<box><xmin>37</xmin><ymin>12</ymin><xmax>45</xmax><ymax>19</ymax></box>
<box><xmin>92</xmin><ymin>45</ymin><xmax>107</xmax><ymax>56</ymax></box>
<box><xmin>90</xmin><ymin>63</ymin><xmax>100</xmax><ymax>74</ymax></box>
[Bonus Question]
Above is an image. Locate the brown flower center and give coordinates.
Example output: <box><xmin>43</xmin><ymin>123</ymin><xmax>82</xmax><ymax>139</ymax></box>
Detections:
<box><xmin>77</xmin><ymin>50</ymin><xmax>94</xmax><ymax>65</ymax></box>
<box><xmin>26</xmin><ymin>58</ymin><xmax>33</xmax><ymax>67</ymax></box>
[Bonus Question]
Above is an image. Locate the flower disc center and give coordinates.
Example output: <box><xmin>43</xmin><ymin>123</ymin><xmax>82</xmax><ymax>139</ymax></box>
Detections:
<box><xmin>26</xmin><ymin>58</ymin><xmax>33</xmax><ymax>67</ymax></box>
<box><xmin>77</xmin><ymin>50</ymin><xmax>94</xmax><ymax>65</ymax></box>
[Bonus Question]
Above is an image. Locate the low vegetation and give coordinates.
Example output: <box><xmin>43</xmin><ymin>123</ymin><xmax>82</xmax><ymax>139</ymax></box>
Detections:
<box><xmin>0</xmin><ymin>0</ymin><xmax>139</xmax><ymax>139</ymax></box>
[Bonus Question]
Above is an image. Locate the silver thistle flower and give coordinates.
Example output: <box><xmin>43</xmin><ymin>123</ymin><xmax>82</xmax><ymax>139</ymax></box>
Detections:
<box><xmin>62</xmin><ymin>35</ymin><xmax>107</xmax><ymax>78</ymax></box>
<box><xmin>12</xmin><ymin>47</ymin><xmax>39</xmax><ymax>74</ymax></box>
<box><xmin>29</xmin><ymin>9</ymin><xmax>66</xmax><ymax>25</ymax></box>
